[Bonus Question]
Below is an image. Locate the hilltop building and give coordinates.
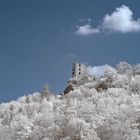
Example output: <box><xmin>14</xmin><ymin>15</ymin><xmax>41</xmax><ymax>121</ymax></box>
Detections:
<box><xmin>72</xmin><ymin>63</ymin><xmax>86</xmax><ymax>80</ymax></box>
<box><xmin>64</xmin><ymin>63</ymin><xmax>86</xmax><ymax>94</ymax></box>
<box><xmin>66</xmin><ymin>62</ymin><xmax>87</xmax><ymax>84</ymax></box>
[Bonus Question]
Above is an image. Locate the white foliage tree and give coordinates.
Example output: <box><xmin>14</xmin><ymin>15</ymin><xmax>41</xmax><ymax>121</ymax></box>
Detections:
<box><xmin>116</xmin><ymin>61</ymin><xmax>132</xmax><ymax>75</ymax></box>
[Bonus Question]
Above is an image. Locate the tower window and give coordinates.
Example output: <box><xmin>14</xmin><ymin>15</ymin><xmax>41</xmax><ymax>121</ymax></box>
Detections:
<box><xmin>79</xmin><ymin>64</ymin><xmax>81</xmax><ymax>67</ymax></box>
<box><xmin>79</xmin><ymin>68</ymin><xmax>81</xmax><ymax>71</ymax></box>
<box><xmin>79</xmin><ymin>72</ymin><xmax>81</xmax><ymax>75</ymax></box>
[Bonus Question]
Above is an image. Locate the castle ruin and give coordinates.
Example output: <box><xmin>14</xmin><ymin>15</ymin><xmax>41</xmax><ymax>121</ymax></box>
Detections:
<box><xmin>72</xmin><ymin>63</ymin><xmax>86</xmax><ymax>81</ymax></box>
<box><xmin>64</xmin><ymin>63</ymin><xmax>86</xmax><ymax>94</ymax></box>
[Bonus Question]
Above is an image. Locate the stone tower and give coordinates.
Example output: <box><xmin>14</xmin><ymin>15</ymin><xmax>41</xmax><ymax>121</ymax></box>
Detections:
<box><xmin>72</xmin><ymin>63</ymin><xmax>86</xmax><ymax>80</ymax></box>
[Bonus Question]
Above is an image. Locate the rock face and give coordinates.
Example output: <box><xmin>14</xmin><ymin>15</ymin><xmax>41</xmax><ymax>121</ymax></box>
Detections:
<box><xmin>64</xmin><ymin>84</ymin><xmax>74</xmax><ymax>94</ymax></box>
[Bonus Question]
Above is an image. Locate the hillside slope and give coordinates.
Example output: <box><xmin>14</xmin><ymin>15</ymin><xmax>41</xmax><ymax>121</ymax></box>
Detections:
<box><xmin>0</xmin><ymin>62</ymin><xmax>140</xmax><ymax>140</ymax></box>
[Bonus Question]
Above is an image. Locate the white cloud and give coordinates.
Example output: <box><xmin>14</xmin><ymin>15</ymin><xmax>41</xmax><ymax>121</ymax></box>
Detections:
<box><xmin>76</xmin><ymin>24</ymin><xmax>100</xmax><ymax>35</ymax></box>
<box><xmin>75</xmin><ymin>18</ymin><xmax>99</xmax><ymax>35</ymax></box>
<box><xmin>75</xmin><ymin>5</ymin><xmax>140</xmax><ymax>35</ymax></box>
<box><xmin>102</xmin><ymin>5</ymin><xmax>140</xmax><ymax>33</ymax></box>
<box><xmin>86</xmin><ymin>65</ymin><xmax>110</xmax><ymax>77</ymax></box>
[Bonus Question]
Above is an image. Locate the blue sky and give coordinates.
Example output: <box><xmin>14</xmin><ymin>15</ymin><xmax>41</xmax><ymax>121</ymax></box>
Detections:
<box><xmin>0</xmin><ymin>0</ymin><xmax>140</xmax><ymax>102</ymax></box>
